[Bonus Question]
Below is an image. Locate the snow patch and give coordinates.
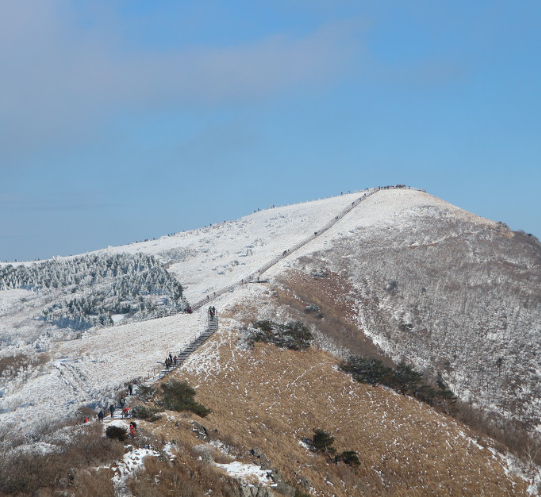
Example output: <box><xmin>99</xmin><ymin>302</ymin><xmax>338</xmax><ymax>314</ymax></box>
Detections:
<box><xmin>215</xmin><ymin>461</ymin><xmax>272</xmax><ymax>486</ymax></box>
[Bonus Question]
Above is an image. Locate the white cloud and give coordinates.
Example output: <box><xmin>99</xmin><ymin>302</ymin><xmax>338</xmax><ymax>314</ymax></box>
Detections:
<box><xmin>0</xmin><ymin>1</ymin><xmax>359</xmax><ymax>165</ymax></box>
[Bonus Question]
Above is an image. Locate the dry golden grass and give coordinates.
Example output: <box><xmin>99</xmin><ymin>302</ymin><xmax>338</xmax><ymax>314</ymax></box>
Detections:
<box><xmin>120</xmin><ymin>416</ymin><xmax>241</xmax><ymax>497</ymax></box>
<box><xmin>126</xmin><ymin>454</ymin><xmax>240</xmax><ymax>497</ymax></box>
<box><xmin>0</xmin><ymin>423</ymin><xmax>125</xmax><ymax>497</ymax></box>
<box><xmin>70</xmin><ymin>468</ymin><xmax>116</xmax><ymax>497</ymax></box>
<box><xmin>165</xmin><ymin>321</ymin><xmax>529</xmax><ymax>496</ymax></box>
<box><xmin>272</xmin><ymin>269</ymin><xmax>388</xmax><ymax>361</ymax></box>
<box><xmin>0</xmin><ymin>352</ymin><xmax>50</xmax><ymax>377</ymax></box>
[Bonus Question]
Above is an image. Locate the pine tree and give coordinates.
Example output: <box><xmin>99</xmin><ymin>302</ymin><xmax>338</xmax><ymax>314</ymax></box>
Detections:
<box><xmin>312</xmin><ymin>429</ymin><xmax>336</xmax><ymax>456</ymax></box>
<box><xmin>335</xmin><ymin>450</ymin><xmax>360</xmax><ymax>467</ymax></box>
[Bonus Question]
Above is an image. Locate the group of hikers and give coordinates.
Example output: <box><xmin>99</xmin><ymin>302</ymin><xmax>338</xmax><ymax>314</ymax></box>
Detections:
<box><xmin>164</xmin><ymin>352</ymin><xmax>177</xmax><ymax>369</ymax></box>
<box><xmin>81</xmin><ymin>383</ymin><xmax>139</xmax><ymax>437</ymax></box>
<box><xmin>90</xmin><ymin>382</ymin><xmax>136</xmax><ymax>428</ymax></box>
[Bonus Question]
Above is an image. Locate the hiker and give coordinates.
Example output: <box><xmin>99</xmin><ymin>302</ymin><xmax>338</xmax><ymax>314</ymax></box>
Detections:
<box><xmin>98</xmin><ymin>410</ymin><xmax>104</xmax><ymax>422</ymax></box>
<box><xmin>129</xmin><ymin>422</ymin><xmax>136</xmax><ymax>438</ymax></box>
<box><xmin>122</xmin><ymin>407</ymin><xmax>130</xmax><ymax>418</ymax></box>
<box><xmin>173</xmin><ymin>355</ymin><xmax>177</xmax><ymax>365</ymax></box>
<box><xmin>109</xmin><ymin>404</ymin><xmax>115</xmax><ymax>418</ymax></box>
<box><xmin>120</xmin><ymin>397</ymin><xmax>125</xmax><ymax>408</ymax></box>
<box><xmin>169</xmin><ymin>353</ymin><xmax>173</xmax><ymax>363</ymax></box>
<box><xmin>83</xmin><ymin>417</ymin><xmax>89</xmax><ymax>424</ymax></box>
<box><xmin>128</xmin><ymin>384</ymin><xmax>133</xmax><ymax>396</ymax></box>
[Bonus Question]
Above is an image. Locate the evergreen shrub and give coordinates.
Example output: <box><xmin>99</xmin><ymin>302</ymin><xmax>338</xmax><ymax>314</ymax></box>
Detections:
<box><xmin>160</xmin><ymin>381</ymin><xmax>211</xmax><ymax>418</ymax></box>
<box><xmin>335</xmin><ymin>450</ymin><xmax>360</xmax><ymax>467</ymax></box>
<box><xmin>312</xmin><ymin>429</ymin><xmax>336</xmax><ymax>455</ymax></box>
<box><xmin>105</xmin><ymin>425</ymin><xmax>128</xmax><ymax>442</ymax></box>
<box><xmin>131</xmin><ymin>405</ymin><xmax>162</xmax><ymax>422</ymax></box>
<box><xmin>246</xmin><ymin>320</ymin><xmax>313</xmax><ymax>350</ymax></box>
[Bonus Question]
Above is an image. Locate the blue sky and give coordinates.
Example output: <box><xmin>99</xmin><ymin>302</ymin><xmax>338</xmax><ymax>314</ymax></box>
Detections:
<box><xmin>1</xmin><ymin>0</ymin><xmax>540</xmax><ymax>261</ymax></box>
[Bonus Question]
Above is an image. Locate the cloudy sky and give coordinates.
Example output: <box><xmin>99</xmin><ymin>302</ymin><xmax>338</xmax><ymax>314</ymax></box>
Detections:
<box><xmin>1</xmin><ymin>0</ymin><xmax>540</xmax><ymax>261</ymax></box>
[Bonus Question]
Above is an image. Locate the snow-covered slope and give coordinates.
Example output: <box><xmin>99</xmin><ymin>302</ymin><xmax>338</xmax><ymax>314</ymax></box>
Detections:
<box><xmin>1</xmin><ymin>186</ymin><xmax>540</xmax><ymax>438</ymax></box>
<box><xmin>0</xmin><ymin>189</ymin><xmax>375</xmax><ymax>430</ymax></box>
<box><xmin>96</xmin><ymin>190</ymin><xmax>373</xmax><ymax>303</ymax></box>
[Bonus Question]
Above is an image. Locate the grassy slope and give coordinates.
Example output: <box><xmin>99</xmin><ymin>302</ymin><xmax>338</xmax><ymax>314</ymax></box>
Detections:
<box><xmin>168</xmin><ymin>316</ymin><xmax>528</xmax><ymax>496</ymax></box>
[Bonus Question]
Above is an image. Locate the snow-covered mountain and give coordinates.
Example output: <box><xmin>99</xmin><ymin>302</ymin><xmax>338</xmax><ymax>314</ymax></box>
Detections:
<box><xmin>1</xmin><ymin>185</ymin><xmax>540</xmax><ymax>441</ymax></box>
<box><xmin>266</xmin><ymin>188</ymin><xmax>541</xmax><ymax>433</ymax></box>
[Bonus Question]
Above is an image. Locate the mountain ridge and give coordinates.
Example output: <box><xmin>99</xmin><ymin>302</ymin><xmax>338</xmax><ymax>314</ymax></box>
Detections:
<box><xmin>1</xmin><ymin>186</ymin><xmax>541</xmax><ymax>495</ymax></box>
<box><xmin>1</xmin><ymin>186</ymin><xmax>538</xmax><ymax>428</ymax></box>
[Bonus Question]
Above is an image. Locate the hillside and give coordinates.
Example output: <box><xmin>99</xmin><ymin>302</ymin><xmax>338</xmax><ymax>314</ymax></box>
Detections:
<box><xmin>173</xmin><ymin>309</ymin><xmax>531</xmax><ymax>496</ymax></box>
<box><xmin>1</xmin><ymin>186</ymin><xmax>541</xmax><ymax>495</ymax></box>
<box><xmin>262</xmin><ymin>189</ymin><xmax>541</xmax><ymax>430</ymax></box>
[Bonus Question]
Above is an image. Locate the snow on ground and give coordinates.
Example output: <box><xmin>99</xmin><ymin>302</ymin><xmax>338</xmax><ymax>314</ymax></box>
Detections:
<box><xmin>2</xmin><ymin>187</ymin><xmax>538</xmax><ymax>494</ymax></box>
<box><xmin>162</xmin><ymin>441</ymin><xmax>177</xmax><ymax>462</ymax></box>
<box><xmin>0</xmin><ymin>288</ymin><xmax>35</xmax><ymax>311</ymax></box>
<box><xmin>1</xmin><ymin>187</ymin><xmax>472</xmax><ymax>434</ymax></box>
<box><xmin>215</xmin><ymin>461</ymin><xmax>273</xmax><ymax>486</ymax></box>
<box><xmin>111</xmin><ymin>446</ymin><xmax>160</xmax><ymax>496</ymax></box>
<box><xmin>265</xmin><ymin>188</ymin><xmax>497</xmax><ymax>277</ymax></box>
<box><xmin>96</xmin><ymin>191</ymin><xmax>367</xmax><ymax>304</ymax></box>
<box><xmin>0</xmin><ymin>310</ymin><xmax>206</xmax><ymax>430</ymax></box>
